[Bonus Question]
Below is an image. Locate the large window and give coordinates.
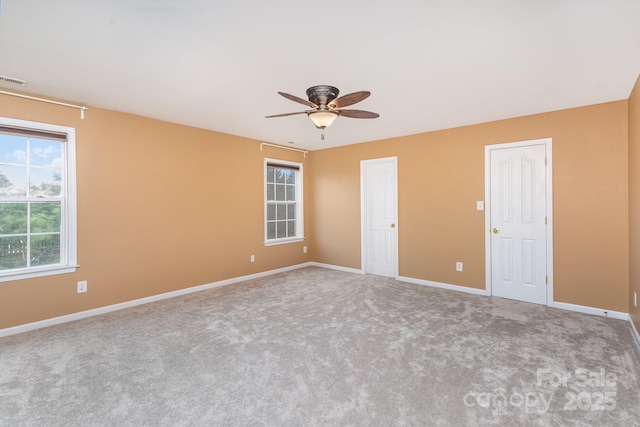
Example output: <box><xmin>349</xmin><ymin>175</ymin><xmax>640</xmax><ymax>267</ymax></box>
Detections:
<box><xmin>264</xmin><ymin>159</ymin><xmax>304</xmax><ymax>245</ymax></box>
<box><xmin>0</xmin><ymin>117</ymin><xmax>77</xmax><ymax>282</ymax></box>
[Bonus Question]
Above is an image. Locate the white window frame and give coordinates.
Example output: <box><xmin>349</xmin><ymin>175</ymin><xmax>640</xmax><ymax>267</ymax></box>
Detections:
<box><xmin>264</xmin><ymin>158</ymin><xmax>304</xmax><ymax>246</ymax></box>
<box><xmin>0</xmin><ymin>116</ymin><xmax>78</xmax><ymax>282</ymax></box>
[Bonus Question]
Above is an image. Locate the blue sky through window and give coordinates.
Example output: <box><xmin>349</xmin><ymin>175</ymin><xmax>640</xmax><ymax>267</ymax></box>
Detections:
<box><xmin>0</xmin><ymin>133</ymin><xmax>62</xmax><ymax>197</ymax></box>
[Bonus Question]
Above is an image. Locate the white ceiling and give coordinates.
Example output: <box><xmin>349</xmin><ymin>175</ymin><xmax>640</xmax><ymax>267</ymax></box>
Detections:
<box><xmin>1</xmin><ymin>1</ymin><xmax>640</xmax><ymax>151</ymax></box>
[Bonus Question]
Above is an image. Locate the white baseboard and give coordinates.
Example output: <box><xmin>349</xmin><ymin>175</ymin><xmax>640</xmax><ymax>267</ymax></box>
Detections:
<box><xmin>308</xmin><ymin>262</ymin><xmax>364</xmax><ymax>275</ymax></box>
<box><xmin>630</xmin><ymin>317</ymin><xmax>640</xmax><ymax>350</ymax></box>
<box><xmin>549</xmin><ymin>301</ymin><xmax>628</xmax><ymax>321</ymax></box>
<box><xmin>397</xmin><ymin>275</ymin><xmax>630</xmax><ymax>322</ymax></box>
<box><xmin>0</xmin><ymin>262</ymin><xmax>314</xmax><ymax>338</ymax></box>
<box><xmin>397</xmin><ymin>275</ymin><xmax>489</xmax><ymax>296</ymax></box>
<box><xmin>2</xmin><ymin>263</ymin><xmax>634</xmax><ymax>340</ymax></box>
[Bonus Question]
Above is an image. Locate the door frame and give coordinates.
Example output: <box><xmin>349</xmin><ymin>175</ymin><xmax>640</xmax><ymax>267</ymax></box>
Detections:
<box><xmin>484</xmin><ymin>138</ymin><xmax>554</xmax><ymax>306</ymax></box>
<box><xmin>360</xmin><ymin>156</ymin><xmax>399</xmax><ymax>278</ymax></box>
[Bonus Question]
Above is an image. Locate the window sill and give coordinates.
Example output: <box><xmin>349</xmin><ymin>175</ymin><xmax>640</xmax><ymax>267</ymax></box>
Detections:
<box><xmin>264</xmin><ymin>237</ymin><xmax>305</xmax><ymax>246</ymax></box>
<box><xmin>0</xmin><ymin>265</ymin><xmax>79</xmax><ymax>283</ymax></box>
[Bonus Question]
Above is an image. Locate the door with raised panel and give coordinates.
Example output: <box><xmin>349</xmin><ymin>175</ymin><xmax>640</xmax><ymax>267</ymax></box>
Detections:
<box><xmin>362</xmin><ymin>157</ymin><xmax>397</xmax><ymax>278</ymax></box>
<box><xmin>489</xmin><ymin>144</ymin><xmax>547</xmax><ymax>304</ymax></box>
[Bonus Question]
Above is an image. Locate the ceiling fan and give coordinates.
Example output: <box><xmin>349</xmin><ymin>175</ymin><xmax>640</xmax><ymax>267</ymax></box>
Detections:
<box><xmin>266</xmin><ymin>85</ymin><xmax>379</xmax><ymax>134</ymax></box>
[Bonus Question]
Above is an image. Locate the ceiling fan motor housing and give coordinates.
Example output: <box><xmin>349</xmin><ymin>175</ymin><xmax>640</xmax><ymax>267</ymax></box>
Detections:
<box><xmin>306</xmin><ymin>85</ymin><xmax>339</xmax><ymax>108</ymax></box>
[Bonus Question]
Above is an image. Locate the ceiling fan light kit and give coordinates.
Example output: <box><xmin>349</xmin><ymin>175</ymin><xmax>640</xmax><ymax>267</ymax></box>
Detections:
<box><xmin>308</xmin><ymin>110</ymin><xmax>338</xmax><ymax>129</ymax></box>
<box><xmin>266</xmin><ymin>84</ymin><xmax>379</xmax><ymax>136</ymax></box>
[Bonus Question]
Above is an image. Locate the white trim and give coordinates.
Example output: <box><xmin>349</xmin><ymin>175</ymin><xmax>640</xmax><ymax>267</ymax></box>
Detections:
<box><xmin>0</xmin><ymin>116</ymin><xmax>78</xmax><ymax>282</ymax></box>
<box><xmin>264</xmin><ymin>158</ymin><xmax>304</xmax><ymax>244</ymax></box>
<box><xmin>398</xmin><ymin>275</ymin><xmax>490</xmax><ymax>296</ymax></box>
<box><xmin>264</xmin><ymin>237</ymin><xmax>305</xmax><ymax>246</ymax></box>
<box><xmin>549</xmin><ymin>301</ymin><xmax>628</xmax><ymax>321</ymax></box>
<box><xmin>0</xmin><ymin>262</ymin><xmax>314</xmax><ymax>338</ymax></box>
<box><xmin>64</xmin><ymin>127</ymin><xmax>78</xmax><ymax>271</ymax></box>
<box><xmin>630</xmin><ymin>318</ymin><xmax>640</xmax><ymax>350</ymax></box>
<box><xmin>399</xmin><ymin>274</ymin><xmax>629</xmax><ymax>321</ymax></box>
<box><xmin>2</xmin><ymin>262</ymin><xmax>633</xmax><ymax>340</ymax></box>
<box><xmin>484</xmin><ymin>138</ymin><xmax>553</xmax><ymax>305</ymax></box>
<box><xmin>308</xmin><ymin>262</ymin><xmax>364</xmax><ymax>275</ymax></box>
<box><xmin>360</xmin><ymin>163</ymin><xmax>366</xmax><ymax>273</ymax></box>
<box><xmin>360</xmin><ymin>156</ymin><xmax>399</xmax><ymax>278</ymax></box>
<box><xmin>0</xmin><ymin>265</ymin><xmax>78</xmax><ymax>283</ymax></box>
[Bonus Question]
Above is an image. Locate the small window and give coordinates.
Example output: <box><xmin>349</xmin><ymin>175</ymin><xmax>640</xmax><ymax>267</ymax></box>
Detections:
<box><xmin>0</xmin><ymin>117</ymin><xmax>77</xmax><ymax>282</ymax></box>
<box><xmin>264</xmin><ymin>159</ymin><xmax>304</xmax><ymax>245</ymax></box>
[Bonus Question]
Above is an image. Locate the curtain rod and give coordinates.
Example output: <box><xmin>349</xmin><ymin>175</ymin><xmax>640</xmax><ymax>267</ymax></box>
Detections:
<box><xmin>260</xmin><ymin>142</ymin><xmax>308</xmax><ymax>157</ymax></box>
<box><xmin>0</xmin><ymin>90</ymin><xmax>88</xmax><ymax>119</ymax></box>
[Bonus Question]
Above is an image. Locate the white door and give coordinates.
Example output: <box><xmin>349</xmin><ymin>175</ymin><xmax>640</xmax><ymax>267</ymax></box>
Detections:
<box><xmin>488</xmin><ymin>143</ymin><xmax>548</xmax><ymax>304</ymax></box>
<box><xmin>361</xmin><ymin>157</ymin><xmax>398</xmax><ymax>278</ymax></box>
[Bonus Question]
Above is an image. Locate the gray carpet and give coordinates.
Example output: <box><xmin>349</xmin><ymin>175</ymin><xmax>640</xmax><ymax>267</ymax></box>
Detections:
<box><xmin>1</xmin><ymin>267</ymin><xmax>639</xmax><ymax>426</ymax></box>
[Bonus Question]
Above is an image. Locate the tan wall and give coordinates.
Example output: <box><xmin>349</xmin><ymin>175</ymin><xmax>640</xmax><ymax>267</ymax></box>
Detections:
<box><xmin>0</xmin><ymin>93</ymin><xmax>312</xmax><ymax>329</ymax></box>
<box><xmin>0</xmin><ymin>92</ymin><xmax>632</xmax><ymax>330</ymax></box>
<box><xmin>629</xmin><ymin>74</ymin><xmax>640</xmax><ymax>332</ymax></box>
<box><xmin>311</xmin><ymin>101</ymin><xmax>629</xmax><ymax>312</ymax></box>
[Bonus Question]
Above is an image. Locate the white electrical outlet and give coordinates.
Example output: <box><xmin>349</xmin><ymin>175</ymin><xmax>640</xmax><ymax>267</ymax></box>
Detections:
<box><xmin>456</xmin><ymin>262</ymin><xmax>463</xmax><ymax>272</ymax></box>
<box><xmin>77</xmin><ymin>280</ymin><xmax>87</xmax><ymax>293</ymax></box>
<box><xmin>250</xmin><ymin>255</ymin><xmax>255</xmax><ymax>263</ymax></box>
<box><xmin>303</xmin><ymin>246</ymin><xmax>308</xmax><ymax>253</ymax></box>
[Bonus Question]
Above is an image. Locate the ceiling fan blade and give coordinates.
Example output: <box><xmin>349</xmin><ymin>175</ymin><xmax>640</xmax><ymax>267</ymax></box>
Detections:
<box><xmin>278</xmin><ymin>92</ymin><xmax>318</xmax><ymax>108</ymax></box>
<box><xmin>337</xmin><ymin>109</ymin><xmax>379</xmax><ymax>119</ymax></box>
<box><xmin>331</xmin><ymin>91</ymin><xmax>370</xmax><ymax>108</ymax></box>
<box><xmin>265</xmin><ymin>111</ymin><xmax>309</xmax><ymax>118</ymax></box>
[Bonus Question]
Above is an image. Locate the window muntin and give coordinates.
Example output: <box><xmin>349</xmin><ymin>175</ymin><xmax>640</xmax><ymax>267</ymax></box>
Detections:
<box><xmin>265</xmin><ymin>159</ymin><xmax>303</xmax><ymax>244</ymax></box>
<box><xmin>0</xmin><ymin>118</ymin><xmax>77</xmax><ymax>281</ymax></box>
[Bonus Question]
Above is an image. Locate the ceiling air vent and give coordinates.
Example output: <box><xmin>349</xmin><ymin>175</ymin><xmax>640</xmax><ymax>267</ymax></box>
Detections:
<box><xmin>0</xmin><ymin>75</ymin><xmax>27</xmax><ymax>86</ymax></box>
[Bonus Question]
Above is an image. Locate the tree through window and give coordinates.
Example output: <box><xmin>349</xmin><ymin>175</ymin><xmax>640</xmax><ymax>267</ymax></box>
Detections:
<box><xmin>265</xmin><ymin>159</ymin><xmax>304</xmax><ymax>244</ymax></box>
<box><xmin>0</xmin><ymin>118</ymin><xmax>77</xmax><ymax>281</ymax></box>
